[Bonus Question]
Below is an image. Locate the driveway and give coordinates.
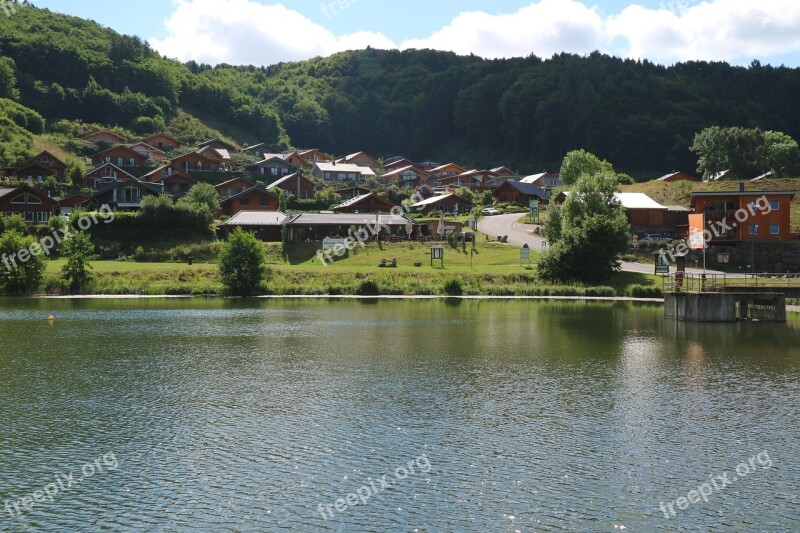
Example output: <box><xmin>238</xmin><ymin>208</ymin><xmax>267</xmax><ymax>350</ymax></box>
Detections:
<box><xmin>478</xmin><ymin>213</ymin><xmax>724</xmax><ymax>275</ymax></box>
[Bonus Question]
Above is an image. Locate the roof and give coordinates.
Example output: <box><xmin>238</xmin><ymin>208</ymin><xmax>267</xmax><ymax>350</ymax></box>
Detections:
<box><xmin>559</xmin><ymin>191</ymin><xmax>667</xmax><ymax>209</ymax></box>
<box><xmin>198</xmin><ymin>138</ymin><xmax>238</xmax><ymax>150</ymax></box>
<box><xmin>520</xmin><ymin>172</ymin><xmax>548</xmax><ymax>184</ymax></box>
<box><xmin>0</xmin><ymin>187</ymin><xmax>17</xmax><ymax>199</ymax></box>
<box><xmin>127</xmin><ymin>142</ymin><xmax>165</xmax><ymax>155</ymax></box>
<box><xmin>221</xmin><ymin>210</ymin><xmax>288</xmax><ymax>226</ymax></box>
<box><xmin>691</xmin><ymin>190</ymin><xmax>796</xmax><ymax>198</ymax></box>
<box><xmin>222</xmin><ymin>186</ymin><xmax>278</xmax><ymax>203</ymax></box>
<box><xmin>331</xmin><ymin>193</ymin><xmax>395</xmax><ymax>211</ymax></box>
<box><xmin>286</xmin><ymin>213</ymin><xmax>409</xmax><ymax>226</ymax></box>
<box><xmin>315</xmin><ymin>162</ymin><xmax>375</xmax><ymax>176</ymax></box>
<box><xmin>430</xmin><ymin>163</ymin><xmax>467</xmax><ymax>174</ymax></box>
<box><xmin>411</xmin><ymin>193</ymin><xmax>466</xmax><ymax>208</ymax></box>
<box><xmin>87</xmin><ymin>162</ymin><xmax>137</xmax><ymax>179</ymax></box>
<box><xmin>491</xmin><ymin>166</ymin><xmax>518</xmax><ymax>176</ymax></box>
<box><xmin>267</xmin><ymin>173</ymin><xmax>310</xmax><ymax>189</ymax></box>
<box><xmin>215</xmin><ymin>177</ymin><xmax>256</xmax><ymax>189</ymax></box>
<box><xmin>93</xmin><ymin>179</ymin><xmax>164</xmax><ymax>197</ymax></box>
<box><xmin>665</xmin><ymin>205</ymin><xmax>691</xmax><ymax>212</ymax></box>
<box><xmin>498</xmin><ymin>181</ymin><xmax>548</xmax><ymax>198</ymax></box>
<box><xmin>382</xmin><ymin>165</ymin><xmax>428</xmax><ymax>179</ymax></box>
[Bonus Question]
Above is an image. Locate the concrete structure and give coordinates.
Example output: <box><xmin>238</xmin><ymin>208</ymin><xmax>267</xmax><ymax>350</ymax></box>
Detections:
<box><xmin>665</xmin><ymin>292</ymin><xmax>786</xmax><ymax>322</ymax></box>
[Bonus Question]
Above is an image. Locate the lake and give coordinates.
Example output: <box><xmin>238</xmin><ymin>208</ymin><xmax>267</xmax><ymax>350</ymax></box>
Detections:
<box><xmin>1</xmin><ymin>298</ymin><xmax>798</xmax><ymax>531</ymax></box>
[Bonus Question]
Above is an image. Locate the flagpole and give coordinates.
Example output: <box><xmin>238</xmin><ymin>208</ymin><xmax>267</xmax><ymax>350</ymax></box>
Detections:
<box><xmin>703</xmin><ymin>213</ymin><xmax>706</xmax><ymax>274</ymax></box>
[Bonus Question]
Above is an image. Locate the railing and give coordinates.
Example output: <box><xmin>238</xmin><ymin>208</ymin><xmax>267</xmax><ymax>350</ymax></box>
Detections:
<box><xmin>664</xmin><ymin>273</ymin><xmax>800</xmax><ymax>293</ymax></box>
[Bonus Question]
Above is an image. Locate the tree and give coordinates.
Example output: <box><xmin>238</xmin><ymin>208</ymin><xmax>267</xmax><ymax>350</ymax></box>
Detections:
<box><xmin>758</xmin><ymin>130</ymin><xmax>800</xmax><ymax>177</ymax></box>
<box><xmin>278</xmin><ymin>189</ymin><xmax>287</xmax><ymax>212</ymax></box>
<box><xmin>691</xmin><ymin>126</ymin><xmax>763</xmax><ymax>179</ymax></box>
<box><xmin>559</xmin><ymin>149</ymin><xmax>614</xmax><ymax>186</ymax></box>
<box><xmin>177</xmin><ymin>183</ymin><xmax>220</xmax><ymax>214</ymax></box>
<box><xmin>60</xmin><ymin>232</ymin><xmax>95</xmax><ymax>293</ymax></box>
<box><xmin>0</xmin><ymin>231</ymin><xmax>45</xmax><ymax>295</ymax></box>
<box><xmin>537</xmin><ymin>173</ymin><xmax>630</xmax><ymax>283</ymax></box>
<box><xmin>218</xmin><ymin>228</ymin><xmax>268</xmax><ymax>296</ymax></box>
<box><xmin>67</xmin><ymin>160</ymin><xmax>86</xmax><ymax>188</ymax></box>
<box><xmin>2</xmin><ymin>214</ymin><xmax>27</xmax><ymax>234</ymax></box>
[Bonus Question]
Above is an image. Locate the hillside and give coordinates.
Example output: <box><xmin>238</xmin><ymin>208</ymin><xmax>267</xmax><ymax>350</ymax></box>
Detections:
<box><xmin>2</xmin><ymin>3</ymin><xmax>800</xmax><ymax>173</ymax></box>
<box><xmin>622</xmin><ymin>178</ymin><xmax>800</xmax><ymax>233</ymax></box>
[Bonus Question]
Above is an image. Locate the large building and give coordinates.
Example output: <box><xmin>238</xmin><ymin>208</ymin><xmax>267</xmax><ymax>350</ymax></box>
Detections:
<box><xmin>690</xmin><ymin>187</ymin><xmax>796</xmax><ymax>242</ymax></box>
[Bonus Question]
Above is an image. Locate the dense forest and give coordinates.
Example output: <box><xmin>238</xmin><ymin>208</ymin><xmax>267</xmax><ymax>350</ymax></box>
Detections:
<box><xmin>1</xmin><ymin>3</ymin><xmax>800</xmax><ymax>176</ymax></box>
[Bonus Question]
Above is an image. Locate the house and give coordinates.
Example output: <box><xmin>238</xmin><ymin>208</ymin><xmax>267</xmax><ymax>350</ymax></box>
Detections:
<box><xmin>0</xmin><ymin>186</ymin><xmax>55</xmax><ymax>223</ymax></box>
<box><xmin>197</xmin><ymin>145</ymin><xmax>231</xmax><ymax>168</ymax></box>
<box><xmin>438</xmin><ymin>170</ymin><xmax>494</xmax><ymax>191</ymax></box>
<box><xmin>283</xmin><ymin>213</ymin><xmax>410</xmax><ymax>242</ymax></box>
<box><xmin>85</xmin><ymin>180</ymin><xmax>163</xmax><ymax>212</ymax></box>
<box><xmin>555</xmin><ymin>191</ymin><xmax>670</xmax><ymax>233</ymax></box>
<box><xmin>82</xmin><ymin>129</ymin><xmax>126</xmax><ymax>145</ymax></box>
<box><xmin>418</xmin><ymin>161</ymin><xmax>441</xmax><ymax>171</ymax></box>
<box><xmin>520</xmin><ymin>172</ymin><xmax>562</xmax><ymax>189</ymax></box>
<box><xmin>85</xmin><ymin>163</ymin><xmax>137</xmax><ymax>188</ymax></box>
<box><xmin>140</xmin><ymin>166</ymin><xmax>197</xmax><ymax>197</ymax></box>
<box><xmin>128</xmin><ymin>142</ymin><xmax>166</xmax><ymax>163</ymax></box>
<box><xmin>11</xmin><ymin>151</ymin><xmax>67</xmax><ymax>182</ymax></box>
<box><xmin>411</xmin><ymin>193</ymin><xmax>471</xmax><ymax>215</ymax></box>
<box><xmin>656</xmin><ymin>171</ymin><xmax>699</xmax><ymax>183</ymax></box>
<box><xmin>313</xmin><ymin>162</ymin><xmax>375</xmax><ymax>184</ymax></box>
<box><xmin>381</xmin><ymin>165</ymin><xmax>430</xmax><ymax>187</ymax></box>
<box><xmin>198</xmin><ymin>138</ymin><xmax>240</xmax><ymax>154</ymax></box>
<box><xmin>690</xmin><ymin>185</ymin><xmax>795</xmax><ymax>242</ymax></box>
<box><xmin>171</xmin><ymin>150</ymin><xmax>224</xmax><ymax>172</ymax></box>
<box><xmin>336</xmin><ymin>186</ymin><xmax>372</xmax><ymax>200</ymax></box>
<box><xmin>243</xmin><ymin>143</ymin><xmax>281</xmax><ymax>159</ymax></box>
<box><xmin>245</xmin><ymin>155</ymin><xmax>300</xmax><ymax>179</ymax></box>
<box><xmin>267</xmin><ymin>173</ymin><xmax>316</xmax><ymax>200</ymax></box>
<box><xmin>57</xmin><ymin>193</ymin><xmax>90</xmax><ymax>216</ymax></box>
<box><xmin>429</xmin><ymin>163</ymin><xmax>467</xmax><ymax>179</ymax></box>
<box><xmin>218</xmin><ymin>186</ymin><xmax>279</xmax><ymax>218</ymax></box>
<box><xmin>297</xmin><ymin>149</ymin><xmax>332</xmax><ymax>163</ymax></box>
<box><xmin>491</xmin><ymin>166</ymin><xmax>519</xmax><ymax>178</ymax></box>
<box><xmin>90</xmin><ymin>145</ymin><xmax>149</xmax><ymax>168</ymax></box>
<box><xmin>383</xmin><ymin>156</ymin><xmax>416</xmax><ymax>170</ymax></box>
<box><xmin>218</xmin><ymin>210</ymin><xmax>288</xmax><ymax>242</ymax></box>
<box><xmin>331</xmin><ymin>193</ymin><xmax>396</xmax><ymax>214</ymax></box>
<box><xmin>282</xmin><ymin>151</ymin><xmax>309</xmax><ymax>169</ymax></box>
<box><xmin>215</xmin><ymin>178</ymin><xmax>256</xmax><ymax>198</ymax></box>
<box><xmin>336</xmin><ymin>151</ymin><xmax>380</xmax><ymax>171</ymax></box>
<box><xmin>141</xmin><ymin>133</ymin><xmax>182</xmax><ymax>151</ymax></box>
<box><xmin>492</xmin><ymin>181</ymin><xmax>548</xmax><ymax>205</ymax></box>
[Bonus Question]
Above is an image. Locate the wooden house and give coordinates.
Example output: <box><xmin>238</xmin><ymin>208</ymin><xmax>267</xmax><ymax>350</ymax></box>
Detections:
<box><xmin>0</xmin><ymin>186</ymin><xmax>55</xmax><ymax>223</ymax></box>
<box><xmin>11</xmin><ymin>151</ymin><xmax>67</xmax><ymax>182</ymax></box>
<box><xmin>91</xmin><ymin>145</ymin><xmax>149</xmax><ymax>168</ymax></box>
<box><xmin>141</xmin><ymin>133</ymin><xmax>182</xmax><ymax>151</ymax></box>
<box><xmin>267</xmin><ymin>173</ymin><xmax>316</xmax><ymax>200</ymax></box>
<box><xmin>218</xmin><ymin>186</ymin><xmax>279</xmax><ymax>218</ymax></box>
<box><xmin>331</xmin><ymin>193</ymin><xmax>396</xmax><ymax>214</ymax></box>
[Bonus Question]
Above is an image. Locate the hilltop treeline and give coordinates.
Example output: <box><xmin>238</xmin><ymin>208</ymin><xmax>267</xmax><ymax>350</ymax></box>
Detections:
<box><xmin>2</xmin><ymin>3</ymin><xmax>800</xmax><ymax>174</ymax></box>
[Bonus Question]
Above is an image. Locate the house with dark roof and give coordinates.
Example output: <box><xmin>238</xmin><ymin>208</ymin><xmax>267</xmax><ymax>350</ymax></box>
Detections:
<box><xmin>198</xmin><ymin>138</ymin><xmax>240</xmax><ymax>153</ymax></box>
<box><xmin>0</xmin><ymin>186</ymin><xmax>56</xmax><ymax>223</ymax></box>
<box><xmin>335</xmin><ymin>151</ymin><xmax>380</xmax><ymax>171</ymax></box>
<box><xmin>82</xmin><ymin>129</ymin><xmax>127</xmax><ymax>145</ymax></box>
<box><xmin>85</xmin><ymin>180</ymin><xmax>164</xmax><ymax>211</ymax></box>
<box><xmin>90</xmin><ymin>145</ymin><xmax>149</xmax><ymax>168</ymax></box>
<box><xmin>381</xmin><ymin>165</ymin><xmax>430</xmax><ymax>187</ymax></box>
<box><xmin>331</xmin><ymin>193</ymin><xmax>396</xmax><ymax>214</ymax></box>
<box><xmin>215</xmin><ymin>178</ymin><xmax>256</xmax><ymax>198</ymax></box>
<box><xmin>218</xmin><ymin>186</ymin><xmax>279</xmax><ymax>218</ymax></box>
<box><xmin>267</xmin><ymin>173</ymin><xmax>316</xmax><ymax>200</ymax></box>
<box><xmin>411</xmin><ymin>193</ymin><xmax>471</xmax><ymax>215</ymax></box>
<box><xmin>57</xmin><ymin>193</ymin><xmax>91</xmax><ymax>216</ymax></box>
<box><xmin>141</xmin><ymin>133</ymin><xmax>182</xmax><ymax>151</ymax></box>
<box><xmin>245</xmin><ymin>155</ymin><xmax>301</xmax><ymax>179</ymax></box>
<box><xmin>218</xmin><ymin>210</ymin><xmax>288</xmax><ymax>241</ymax></box>
<box><xmin>492</xmin><ymin>181</ymin><xmax>548</xmax><ymax>205</ymax></box>
<box><xmin>10</xmin><ymin>151</ymin><xmax>67</xmax><ymax>182</ymax></box>
<box><xmin>85</xmin><ymin>162</ymin><xmax>137</xmax><ymax>188</ymax></box>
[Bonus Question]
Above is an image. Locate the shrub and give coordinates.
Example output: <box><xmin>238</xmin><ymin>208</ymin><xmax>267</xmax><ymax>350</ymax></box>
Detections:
<box><xmin>443</xmin><ymin>277</ymin><xmax>463</xmax><ymax>295</ymax></box>
<box><xmin>625</xmin><ymin>284</ymin><xmax>663</xmax><ymax>298</ymax></box>
<box><xmin>218</xmin><ymin>228</ymin><xmax>268</xmax><ymax>296</ymax></box>
<box><xmin>356</xmin><ymin>279</ymin><xmax>380</xmax><ymax>296</ymax></box>
<box><xmin>584</xmin><ymin>286</ymin><xmax>616</xmax><ymax>297</ymax></box>
<box><xmin>0</xmin><ymin>230</ymin><xmax>45</xmax><ymax>294</ymax></box>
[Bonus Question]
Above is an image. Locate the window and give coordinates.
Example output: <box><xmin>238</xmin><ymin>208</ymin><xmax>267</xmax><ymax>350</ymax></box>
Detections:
<box><xmin>26</xmin><ymin>194</ymin><xmax>41</xmax><ymax>205</ymax></box>
<box><xmin>771</xmin><ymin>224</ymin><xmax>780</xmax><ymax>235</ymax></box>
<box><xmin>300</xmin><ymin>190</ymin><xmax>309</xmax><ymax>200</ymax></box>
<box><xmin>11</xmin><ymin>194</ymin><xmax>26</xmax><ymax>204</ymax></box>
<box><xmin>240</xmin><ymin>198</ymin><xmax>250</xmax><ymax>206</ymax></box>
<box><xmin>771</xmin><ymin>200</ymin><xmax>780</xmax><ymax>211</ymax></box>
<box><xmin>271</xmin><ymin>167</ymin><xmax>278</xmax><ymax>176</ymax></box>
<box><xmin>24</xmin><ymin>211</ymin><xmax>34</xmax><ymax>222</ymax></box>
<box><xmin>116</xmin><ymin>157</ymin><xmax>123</xmax><ymax>166</ymax></box>
<box><xmin>748</xmin><ymin>224</ymin><xmax>757</xmax><ymax>235</ymax></box>
<box><xmin>281</xmin><ymin>168</ymin><xmax>289</xmax><ymax>175</ymax></box>
<box><xmin>324</xmin><ymin>172</ymin><xmax>331</xmax><ymax>180</ymax></box>
<box><xmin>128</xmin><ymin>158</ymin><xmax>135</xmax><ymax>166</ymax></box>
<box><xmin>124</xmin><ymin>187</ymin><xmax>138</xmax><ymax>203</ymax></box>
<box><xmin>36</xmin><ymin>211</ymin><xmax>49</xmax><ymax>223</ymax></box>
<box><xmin>260</xmin><ymin>198</ymin><xmax>269</xmax><ymax>207</ymax></box>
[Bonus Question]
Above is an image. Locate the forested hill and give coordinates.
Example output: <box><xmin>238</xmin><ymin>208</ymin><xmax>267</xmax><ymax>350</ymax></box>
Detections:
<box><xmin>2</xmin><ymin>3</ymin><xmax>800</xmax><ymax>175</ymax></box>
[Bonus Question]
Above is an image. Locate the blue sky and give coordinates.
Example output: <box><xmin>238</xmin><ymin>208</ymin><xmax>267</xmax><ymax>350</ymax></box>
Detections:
<box><xmin>34</xmin><ymin>0</ymin><xmax>800</xmax><ymax>67</ymax></box>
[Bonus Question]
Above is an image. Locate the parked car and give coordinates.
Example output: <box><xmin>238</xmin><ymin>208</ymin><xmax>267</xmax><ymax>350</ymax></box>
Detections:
<box><xmin>482</xmin><ymin>208</ymin><xmax>500</xmax><ymax>216</ymax></box>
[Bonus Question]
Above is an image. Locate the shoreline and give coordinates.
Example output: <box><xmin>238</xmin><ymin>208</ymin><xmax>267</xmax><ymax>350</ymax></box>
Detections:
<box><xmin>30</xmin><ymin>294</ymin><xmax>666</xmax><ymax>303</ymax></box>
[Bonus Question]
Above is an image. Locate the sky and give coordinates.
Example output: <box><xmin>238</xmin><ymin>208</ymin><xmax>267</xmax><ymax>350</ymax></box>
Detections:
<box><xmin>33</xmin><ymin>0</ymin><xmax>800</xmax><ymax>67</ymax></box>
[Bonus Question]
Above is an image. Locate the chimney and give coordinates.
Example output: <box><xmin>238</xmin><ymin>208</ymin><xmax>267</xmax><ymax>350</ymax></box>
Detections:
<box><xmin>739</xmin><ymin>181</ymin><xmax>745</xmax><ymax>192</ymax></box>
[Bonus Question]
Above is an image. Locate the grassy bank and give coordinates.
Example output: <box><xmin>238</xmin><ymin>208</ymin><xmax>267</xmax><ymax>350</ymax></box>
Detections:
<box><xmin>39</xmin><ymin>239</ymin><xmax>663</xmax><ymax>297</ymax></box>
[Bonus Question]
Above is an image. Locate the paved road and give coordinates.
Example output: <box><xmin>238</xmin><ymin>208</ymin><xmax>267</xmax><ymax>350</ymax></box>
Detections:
<box><xmin>478</xmin><ymin>213</ymin><xmax>723</xmax><ymax>275</ymax></box>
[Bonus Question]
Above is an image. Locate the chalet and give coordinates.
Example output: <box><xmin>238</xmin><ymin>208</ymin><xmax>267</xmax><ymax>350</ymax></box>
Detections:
<box><xmin>690</xmin><ymin>186</ymin><xmax>795</xmax><ymax>242</ymax></box>
<box><xmin>491</xmin><ymin>166</ymin><xmax>519</xmax><ymax>178</ymax></box>
<box><xmin>140</xmin><ymin>166</ymin><xmax>197</xmax><ymax>197</ymax></box>
<box><xmin>218</xmin><ymin>186</ymin><xmax>279</xmax><ymax>218</ymax></box>
<box><xmin>313</xmin><ymin>162</ymin><xmax>375</xmax><ymax>184</ymax></box>
<box><xmin>0</xmin><ymin>186</ymin><xmax>55</xmax><ymax>224</ymax></box>
<box><xmin>86</xmin><ymin>180</ymin><xmax>163</xmax><ymax>212</ymax></box>
<box><xmin>336</xmin><ymin>187</ymin><xmax>371</xmax><ymax>200</ymax></box>
<box><xmin>91</xmin><ymin>145</ymin><xmax>149</xmax><ymax>168</ymax></box>
<box><xmin>298</xmin><ymin>149</ymin><xmax>332</xmax><ymax>163</ymax></box>
<box><xmin>171</xmin><ymin>150</ymin><xmax>224</xmax><ymax>172</ymax></box>
<box><xmin>555</xmin><ymin>191</ymin><xmax>669</xmax><ymax>232</ymax></box>
<box><xmin>418</xmin><ymin>161</ymin><xmax>441</xmax><ymax>171</ymax></box>
<box><xmin>283</xmin><ymin>213</ymin><xmax>410</xmax><ymax>242</ymax></box>
<box><xmin>215</xmin><ymin>178</ymin><xmax>256</xmax><ymax>198</ymax></box>
<box><xmin>493</xmin><ymin>181</ymin><xmax>548</xmax><ymax>205</ymax></box>
<box><xmin>656</xmin><ymin>171</ymin><xmax>699</xmax><ymax>183</ymax></box>
<box><xmin>429</xmin><ymin>163</ymin><xmax>467</xmax><ymax>179</ymax></box>
<box><xmin>11</xmin><ymin>151</ymin><xmax>67</xmax><ymax>182</ymax></box>
<box><xmin>141</xmin><ymin>133</ymin><xmax>182</xmax><ymax>151</ymax></box>
<box><xmin>243</xmin><ymin>143</ymin><xmax>278</xmax><ymax>159</ymax></box>
<box><xmin>245</xmin><ymin>155</ymin><xmax>300</xmax><ymax>179</ymax></box>
<box><xmin>282</xmin><ymin>151</ymin><xmax>309</xmax><ymax>168</ymax></box>
<box><xmin>57</xmin><ymin>193</ymin><xmax>90</xmax><ymax>216</ymax></box>
<box><xmin>381</xmin><ymin>165</ymin><xmax>430</xmax><ymax>187</ymax></box>
<box><xmin>411</xmin><ymin>193</ymin><xmax>471</xmax><ymax>215</ymax></box>
<box><xmin>267</xmin><ymin>173</ymin><xmax>315</xmax><ymax>200</ymax></box>
<box><xmin>198</xmin><ymin>138</ymin><xmax>240</xmax><ymax>154</ymax></box>
<box><xmin>82</xmin><ymin>129</ymin><xmax>126</xmax><ymax>145</ymax></box>
<box><xmin>85</xmin><ymin>163</ymin><xmax>137</xmax><ymax>188</ymax></box>
<box><xmin>331</xmin><ymin>193</ymin><xmax>396</xmax><ymax>214</ymax></box>
<box><xmin>198</xmin><ymin>145</ymin><xmax>231</xmax><ymax>167</ymax></box>
<box><xmin>438</xmin><ymin>170</ymin><xmax>494</xmax><ymax>191</ymax></box>
<box><xmin>218</xmin><ymin>211</ymin><xmax>288</xmax><ymax>242</ymax></box>
<box><xmin>128</xmin><ymin>142</ymin><xmax>166</xmax><ymax>163</ymax></box>
<box><xmin>336</xmin><ymin>151</ymin><xmax>380</xmax><ymax>171</ymax></box>
<box><xmin>383</xmin><ymin>156</ymin><xmax>416</xmax><ymax>170</ymax></box>
<box><xmin>520</xmin><ymin>172</ymin><xmax>562</xmax><ymax>189</ymax></box>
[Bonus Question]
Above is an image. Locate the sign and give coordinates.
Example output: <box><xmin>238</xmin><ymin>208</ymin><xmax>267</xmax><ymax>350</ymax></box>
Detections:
<box><xmin>322</xmin><ymin>237</ymin><xmax>349</xmax><ymax>250</ymax></box>
<box><xmin>529</xmin><ymin>198</ymin><xmax>540</xmax><ymax>220</ymax></box>
<box><xmin>655</xmin><ymin>253</ymin><xmax>670</xmax><ymax>274</ymax></box>
<box><xmin>688</xmin><ymin>214</ymin><xmax>705</xmax><ymax>250</ymax></box>
<box><xmin>717</xmin><ymin>253</ymin><xmax>730</xmax><ymax>264</ymax></box>
<box><xmin>520</xmin><ymin>246</ymin><xmax>530</xmax><ymax>261</ymax></box>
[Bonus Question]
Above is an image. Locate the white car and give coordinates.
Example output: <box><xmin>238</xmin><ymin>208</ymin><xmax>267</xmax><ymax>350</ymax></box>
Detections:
<box><xmin>481</xmin><ymin>208</ymin><xmax>500</xmax><ymax>216</ymax></box>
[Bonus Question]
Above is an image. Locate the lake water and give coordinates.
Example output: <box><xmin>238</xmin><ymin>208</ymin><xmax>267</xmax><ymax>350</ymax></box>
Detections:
<box><xmin>0</xmin><ymin>298</ymin><xmax>798</xmax><ymax>532</ymax></box>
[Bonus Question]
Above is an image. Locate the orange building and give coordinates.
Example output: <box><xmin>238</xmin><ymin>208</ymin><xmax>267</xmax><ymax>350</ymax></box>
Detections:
<box><xmin>690</xmin><ymin>187</ymin><xmax>795</xmax><ymax>242</ymax></box>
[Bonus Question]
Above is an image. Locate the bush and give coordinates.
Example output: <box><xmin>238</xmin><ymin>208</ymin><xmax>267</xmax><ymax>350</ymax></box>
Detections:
<box><xmin>356</xmin><ymin>279</ymin><xmax>380</xmax><ymax>296</ymax></box>
<box><xmin>0</xmin><ymin>230</ymin><xmax>45</xmax><ymax>294</ymax></box>
<box><xmin>443</xmin><ymin>277</ymin><xmax>463</xmax><ymax>295</ymax></box>
<box><xmin>218</xmin><ymin>228</ymin><xmax>269</xmax><ymax>296</ymax></box>
<box><xmin>584</xmin><ymin>286</ymin><xmax>616</xmax><ymax>297</ymax></box>
<box><xmin>625</xmin><ymin>284</ymin><xmax>663</xmax><ymax>298</ymax></box>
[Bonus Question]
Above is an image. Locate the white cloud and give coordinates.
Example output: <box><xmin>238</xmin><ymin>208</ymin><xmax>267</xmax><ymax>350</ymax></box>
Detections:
<box><xmin>150</xmin><ymin>0</ymin><xmax>395</xmax><ymax>65</ymax></box>
<box><xmin>401</xmin><ymin>0</ymin><xmax>605</xmax><ymax>59</ymax></box>
<box><xmin>150</xmin><ymin>0</ymin><xmax>800</xmax><ymax>67</ymax></box>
